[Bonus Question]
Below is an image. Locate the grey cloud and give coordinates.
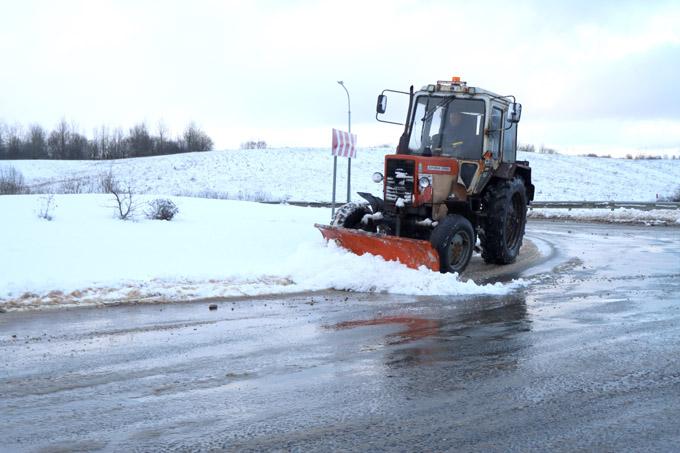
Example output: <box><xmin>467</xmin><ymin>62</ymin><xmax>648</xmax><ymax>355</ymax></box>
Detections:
<box><xmin>555</xmin><ymin>45</ymin><xmax>680</xmax><ymax>120</ymax></box>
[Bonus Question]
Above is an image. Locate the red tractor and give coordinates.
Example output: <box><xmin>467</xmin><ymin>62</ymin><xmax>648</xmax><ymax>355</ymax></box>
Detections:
<box><xmin>317</xmin><ymin>78</ymin><xmax>534</xmax><ymax>274</ymax></box>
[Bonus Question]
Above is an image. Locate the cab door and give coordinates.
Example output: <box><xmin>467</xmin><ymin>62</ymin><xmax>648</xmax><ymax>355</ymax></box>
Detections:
<box><xmin>488</xmin><ymin>104</ymin><xmax>503</xmax><ymax>160</ymax></box>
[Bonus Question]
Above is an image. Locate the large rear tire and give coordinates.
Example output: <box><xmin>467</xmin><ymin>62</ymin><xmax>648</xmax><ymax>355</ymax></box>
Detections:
<box><xmin>430</xmin><ymin>214</ymin><xmax>475</xmax><ymax>274</ymax></box>
<box><xmin>480</xmin><ymin>177</ymin><xmax>528</xmax><ymax>264</ymax></box>
<box><xmin>331</xmin><ymin>202</ymin><xmax>374</xmax><ymax>231</ymax></box>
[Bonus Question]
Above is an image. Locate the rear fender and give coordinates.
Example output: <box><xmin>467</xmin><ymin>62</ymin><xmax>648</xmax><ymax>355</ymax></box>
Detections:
<box><xmin>482</xmin><ymin>163</ymin><xmax>535</xmax><ymax>203</ymax></box>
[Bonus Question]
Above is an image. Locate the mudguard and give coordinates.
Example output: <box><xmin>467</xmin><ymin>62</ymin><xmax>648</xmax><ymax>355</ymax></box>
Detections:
<box><xmin>357</xmin><ymin>192</ymin><xmax>384</xmax><ymax>214</ymax></box>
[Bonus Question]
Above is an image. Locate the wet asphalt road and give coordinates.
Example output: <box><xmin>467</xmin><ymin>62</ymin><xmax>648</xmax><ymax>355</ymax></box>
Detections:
<box><xmin>1</xmin><ymin>220</ymin><xmax>679</xmax><ymax>452</ymax></box>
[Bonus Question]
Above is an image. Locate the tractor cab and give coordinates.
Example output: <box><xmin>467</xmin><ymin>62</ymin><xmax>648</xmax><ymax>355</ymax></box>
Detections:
<box><xmin>378</xmin><ymin>77</ymin><xmax>522</xmax><ymax>166</ymax></box>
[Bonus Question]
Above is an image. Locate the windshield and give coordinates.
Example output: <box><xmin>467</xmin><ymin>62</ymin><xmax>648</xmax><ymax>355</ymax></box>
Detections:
<box><xmin>407</xmin><ymin>96</ymin><xmax>485</xmax><ymax>159</ymax></box>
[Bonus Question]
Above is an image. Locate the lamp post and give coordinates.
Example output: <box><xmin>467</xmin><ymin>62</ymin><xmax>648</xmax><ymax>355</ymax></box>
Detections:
<box><xmin>337</xmin><ymin>81</ymin><xmax>352</xmax><ymax>203</ymax></box>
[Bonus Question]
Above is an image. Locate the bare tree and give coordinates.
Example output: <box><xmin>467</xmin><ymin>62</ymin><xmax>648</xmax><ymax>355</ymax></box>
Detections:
<box><xmin>101</xmin><ymin>169</ymin><xmax>136</xmax><ymax>219</ymax></box>
<box><xmin>156</xmin><ymin>120</ymin><xmax>168</xmax><ymax>155</ymax></box>
<box><xmin>128</xmin><ymin>122</ymin><xmax>153</xmax><ymax>157</ymax></box>
<box><xmin>110</xmin><ymin>127</ymin><xmax>127</xmax><ymax>159</ymax></box>
<box><xmin>48</xmin><ymin>119</ymin><xmax>70</xmax><ymax>159</ymax></box>
<box><xmin>94</xmin><ymin>125</ymin><xmax>110</xmax><ymax>159</ymax></box>
<box><xmin>183</xmin><ymin>122</ymin><xmax>213</xmax><ymax>152</ymax></box>
<box><xmin>68</xmin><ymin>131</ymin><xmax>88</xmax><ymax>160</ymax></box>
<box><xmin>0</xmin><ymin>166</ymin><xmax>27</xmax><ymax>194</ymax></box>
<box><xmin>0</xmin><ymin>122</ymin><xmax>6</xmax><ymax>159</ymax></box>
<box><xmin>25</xmin><ymin>124</ymin><xmax>48</xmax><ymax>159</ymax></box>
<box><xmin>6</xmin><ymin>124</ymin><xmax>23</xmax><ymax>159</ymax></box>
<box><xmin>0</xmin><ymin>119</ymin><xmax>215</xmax><ymax>160</ymax></box>
<box><xmin>111</xmin><ymin>182</ymin><xmax>135</xmax><ymax>220</ymax></box>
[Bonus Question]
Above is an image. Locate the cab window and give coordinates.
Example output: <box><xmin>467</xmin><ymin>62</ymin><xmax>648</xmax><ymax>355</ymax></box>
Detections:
<box><xmin>488</xmin><ymin>107</ymin><xmax>502</xmax><ymax>159</ymax></box>
<box><xmin>503</xmin><ymin>117</ymin><xmax>517</xmax><ymax>162</ymax></box>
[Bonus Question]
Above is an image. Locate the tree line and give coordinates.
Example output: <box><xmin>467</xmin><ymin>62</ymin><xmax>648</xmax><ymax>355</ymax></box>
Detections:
<box><xmin>0</xmin><ymin>120</ymin><xmax>213</xmax><ymax>160</ymax></box>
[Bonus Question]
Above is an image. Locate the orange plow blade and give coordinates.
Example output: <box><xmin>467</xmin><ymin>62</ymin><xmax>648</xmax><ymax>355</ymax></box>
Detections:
<box><xmin>315</xmin><ymin>224</ymin><xmax>440</xmax><ymax>272</ymax></box>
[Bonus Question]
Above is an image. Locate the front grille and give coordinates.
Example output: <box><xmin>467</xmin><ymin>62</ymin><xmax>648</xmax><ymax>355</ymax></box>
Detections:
<box><xmin>385</xmin><ymin>159</ymin><xmax>414</xmax><ymax>210</ymax></box>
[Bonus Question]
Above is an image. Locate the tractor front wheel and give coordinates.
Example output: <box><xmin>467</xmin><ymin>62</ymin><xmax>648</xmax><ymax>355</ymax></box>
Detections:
<box><xmin>430</xmin><ymin>214</ymin><xmax>475</xmax><ymax>274</ymax></box>
<box><xmin>331</xmin><ymin>202</ymin><xmax>375</xmax><ymax>231</ymax></box>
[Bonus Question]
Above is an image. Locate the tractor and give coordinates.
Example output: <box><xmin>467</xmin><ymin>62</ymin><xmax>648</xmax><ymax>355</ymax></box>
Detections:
<box><xmin>316</xmin><ymin>77</ymin><xmax>534</xmax><ymax>274</ymax></box>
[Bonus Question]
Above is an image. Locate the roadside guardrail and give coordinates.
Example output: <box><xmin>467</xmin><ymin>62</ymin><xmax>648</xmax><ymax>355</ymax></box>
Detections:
<box><xmin>264</xmin><ymin>201</ymin><xmax>680</xmax><ymax>210</ymax></box>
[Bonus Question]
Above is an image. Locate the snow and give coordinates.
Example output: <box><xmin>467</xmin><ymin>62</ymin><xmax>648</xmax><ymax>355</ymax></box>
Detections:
<box><xmin>1</xmin><ymin>148</ymin><xmax>678</xmax><ymax>311</ymax></box>
<box><xmin>528</xmin><ymin>207</ymin><xmax>680</xmax><ymax>225</ymax></box>
<box><xmin>361</xmin><ymin>211</ymin><xmax>383</xmax><ymax>224</ymax></box>
<box><xmin>0</xmin><ymin>195</ymin><xmax>517</xmax><ymax>311</ymax></box>
<box><xmin>7</xmin><ymin>148</ymin><xmax>680</xmax><ymax>202</ymax></box>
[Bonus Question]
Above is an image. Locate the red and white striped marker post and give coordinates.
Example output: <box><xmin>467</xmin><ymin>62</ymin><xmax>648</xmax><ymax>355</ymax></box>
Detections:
<box><xmin>332</xmin><ymin>128</ymin><xmax>357</xmax><ymax>158</ymax></box>
<box><xmin>331</xmin><ymin>128</ymin><xmax>357</xmax><ymax>218</ymax></box>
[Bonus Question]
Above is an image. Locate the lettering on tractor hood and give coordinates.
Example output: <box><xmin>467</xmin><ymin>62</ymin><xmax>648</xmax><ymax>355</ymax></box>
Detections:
<box><xmin>426</xmin><ymin>165</ymin><xmax>452</xmax><ymax>173</ymax></box>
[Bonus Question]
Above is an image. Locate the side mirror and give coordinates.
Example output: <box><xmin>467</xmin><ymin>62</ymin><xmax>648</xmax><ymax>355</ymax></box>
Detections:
<box><xmin>376</xmin><ymin>94</ymin><xmax>387</xmax><ymax>114</ymax></box>
<box><xmin>508</xmin><ymin>103</ymin><xmax>522</xmax><ymax>123</ymax></box>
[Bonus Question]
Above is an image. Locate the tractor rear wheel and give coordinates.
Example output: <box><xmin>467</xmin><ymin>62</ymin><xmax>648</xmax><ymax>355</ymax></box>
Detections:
<box><xmin>331</xmin><ymin>202</ymin><xmax>374</xmax><ymax>231</ymax></box>
<box><xmin>430</xmin><ymin>214</ymin><xmax>475</xmax><ymax>274</ymax></box>
<box><xmin>480</xmin><ymin>177</ymin><xmax>528</xmax><ymax>264</ymax></box>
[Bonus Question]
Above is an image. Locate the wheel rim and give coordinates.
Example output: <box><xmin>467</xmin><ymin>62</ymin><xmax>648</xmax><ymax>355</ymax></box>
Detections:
<box><xmin>448</xmin><ymin>231</ymin><xmax>471</xmax><ymax>269</ymax></box>
<box><xmin>505</xmin><ymin>192</ymin><xmax>524</xmax><ymax>249</ymax></box>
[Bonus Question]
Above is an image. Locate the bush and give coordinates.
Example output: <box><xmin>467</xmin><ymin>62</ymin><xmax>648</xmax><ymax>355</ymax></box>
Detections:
<box><xmin>240</xmin><ymin>140</ymin><xmax>267</xmax><ymax>150</ymax></box>
<box><xmin>634</xmin><ymin>154</ymin><xmax>662</xmax><ymax>160</ymax></box>
<box><xmin>0</xmin><ymin>166</ymin><xmax>28</xmax><ymax>194</ymax></box>
<box><xmin>59</xmin><ymin>177</ymin><xmax>87</xmax><ymax>194</ymax></box>
<box><xmin>146</xmin><ymin>198</ymin><xmax>179</xmax><ymax>220</ymax></box>
<box><xmin>517</xmin><ymin>144</ymin><xmax>535</xmax><ymax>153</ymax></box>
<box><xmin>539</xmin><ymin>145</ymin><xmax>557</xmax><ymax>154</ymax></box>
<box><xmin>37</xmin><ymin>194</ymin><xmax>56</xmax><ymax>220</ymax></box>
<box><xmin>98</xmin><ymin>169</ymin><xmax>116</xmax><ymax>193</ymax></box>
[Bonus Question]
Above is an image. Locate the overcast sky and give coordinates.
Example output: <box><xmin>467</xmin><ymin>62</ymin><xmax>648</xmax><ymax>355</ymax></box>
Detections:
<box><xmin>1</xmin><ymin>0</ymin><xmax>679</xmax><ymax>155</ymax></box>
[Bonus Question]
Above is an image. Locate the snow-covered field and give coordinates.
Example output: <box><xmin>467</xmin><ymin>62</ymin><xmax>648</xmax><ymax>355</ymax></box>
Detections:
<box><xmin>1</xmin><ymin>148</ymin><xmax>678</xmax><ymax>311</ymax></box>
<box><xmin>8</xmin><ymin>148</ymin><xmax>680</xmax><ymax>202</ymax></box>
<box><xmin>0</xmin><ymin>195</ymin><xmax>516</xmax><ymax>311</ymax></box>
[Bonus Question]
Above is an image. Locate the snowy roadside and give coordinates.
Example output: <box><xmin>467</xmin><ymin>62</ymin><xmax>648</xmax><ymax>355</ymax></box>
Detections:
<box><xmin>528</xmin><ymin>207</ymin><xmax>680</xmax><ymax>226</ymax></box>
<box><xmin>0</xmin><ymin>195</ymin><xmax>519</xmax><ymax>312</ymax></box>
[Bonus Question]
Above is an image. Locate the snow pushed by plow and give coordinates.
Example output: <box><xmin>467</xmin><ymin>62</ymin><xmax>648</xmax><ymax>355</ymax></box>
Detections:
<box><xmin>285</xmin><ymin>241</ymin><xmax>516</xmax><ymax>296</ymax></box>
<box><xmin>0</xmin><ymin>195</ymin><xmax>517</xmax><ymax>311</ymax></box>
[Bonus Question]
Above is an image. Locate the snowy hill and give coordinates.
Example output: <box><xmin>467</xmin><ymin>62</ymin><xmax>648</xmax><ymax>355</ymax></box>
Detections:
<box><xmin>6</xmin><ymin>148</ymin><xmax>680</xmax><ymax>202</ymax></box>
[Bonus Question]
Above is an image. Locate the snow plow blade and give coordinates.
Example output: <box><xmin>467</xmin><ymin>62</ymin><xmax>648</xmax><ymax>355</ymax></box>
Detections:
<box><xmin>315</xmin><ymin>224</ymin><xmax>440</xmax><ymax>272</ymax></box>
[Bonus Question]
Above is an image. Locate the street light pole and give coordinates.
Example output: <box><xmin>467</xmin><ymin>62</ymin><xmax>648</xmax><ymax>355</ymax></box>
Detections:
<box><xmin>337</xmin><ymin>81</ymin><xmax>351</xmax><ymax>203</ymax></box>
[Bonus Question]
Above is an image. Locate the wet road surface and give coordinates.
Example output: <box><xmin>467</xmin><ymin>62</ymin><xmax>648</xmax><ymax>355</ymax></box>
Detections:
<box><xmin>1</xmin><ymin>220</ymin><xmax>679</xmax><ymax>452</ymax></box>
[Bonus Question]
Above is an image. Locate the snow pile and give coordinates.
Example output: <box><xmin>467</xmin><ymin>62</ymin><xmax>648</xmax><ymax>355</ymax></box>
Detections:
<box><xmin>0</xmin><ymin>195</ymin><xmax>516</xmax><ymax>311</ymax></box>
<box><xmin>529</xmin><ymin>207</ymin><xmax>680</xmax><ymax>225</ymax></box>
<box><xmin>5</xmin><ymin>147</ymin><xmax>680</xmax><ymax>202</ymax></box>
<box><xmin>283</xmin><ymin>242</ymin><xmax>513</xmax><ymax>296</ymax></box>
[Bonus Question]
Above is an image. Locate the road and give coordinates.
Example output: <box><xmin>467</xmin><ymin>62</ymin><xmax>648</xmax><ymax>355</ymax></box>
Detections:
<box><xmin>1</xmin><ymin>220</ymin><xmax>679</xmax><ymax>452</ymax></box>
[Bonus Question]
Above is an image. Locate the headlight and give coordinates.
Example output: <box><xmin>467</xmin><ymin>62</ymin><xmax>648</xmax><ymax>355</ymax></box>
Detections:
<box><xmin>418</xmin><ymin>176</ymin><xmax>431</xmax><ymax>189</ymax></box>
<box><xmin>372</xmin><ymin>172</ymin><xmax>384</xmax><ymax>183</ymax></box>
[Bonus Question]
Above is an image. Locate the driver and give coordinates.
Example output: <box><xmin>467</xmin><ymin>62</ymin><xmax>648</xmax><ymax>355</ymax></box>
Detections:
<box><xmin>430</xmin><ymin>110</ymin><xmax>466</xmax><ymax>156</ymax></box>
<box><xmin>445</xmin><ymin>111</ymin><xmax>465</xmax><ymax>150</ymax></box>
